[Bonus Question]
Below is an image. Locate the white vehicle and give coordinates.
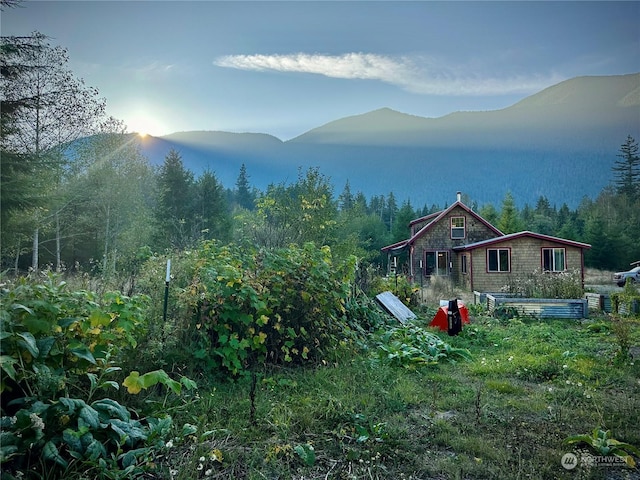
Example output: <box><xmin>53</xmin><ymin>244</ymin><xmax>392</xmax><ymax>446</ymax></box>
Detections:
<box><xmin>613</xmin><ymin>266</ymin><xmax>640</xmax><ymax>287</ymax></box>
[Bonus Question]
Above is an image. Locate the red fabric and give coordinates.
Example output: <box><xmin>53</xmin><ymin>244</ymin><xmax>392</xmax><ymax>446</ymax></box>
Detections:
<box><xmin>429</xmin><ymin>301</ymin><xmax>470</xmax><ymax>331</ymax></box>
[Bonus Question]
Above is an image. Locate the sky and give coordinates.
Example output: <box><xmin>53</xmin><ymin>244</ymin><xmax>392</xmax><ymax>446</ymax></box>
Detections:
<box><xmin>2</xmin><ymin>1</ymin><xmax>639</xmax><ymax>140</ymax></box>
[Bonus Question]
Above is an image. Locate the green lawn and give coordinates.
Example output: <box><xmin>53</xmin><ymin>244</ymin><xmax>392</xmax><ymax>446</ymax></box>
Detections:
<box><xmin>158</xmin><ymin>311</ymin><xmax>640</xmax><ymax>480</ymax></box>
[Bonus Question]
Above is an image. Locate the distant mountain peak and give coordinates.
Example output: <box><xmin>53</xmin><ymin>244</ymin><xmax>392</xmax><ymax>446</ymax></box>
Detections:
<box><xmin>288</xmin><ymin>107</ymin><xmax>433</xmax><ymax>144</ymax></box>
<box><xmin>510</xmin><ymin>72</ymin><xmax>640</xmax><ymax>109</ymax></box>
<box><xmin>287</xmin><ymin>73</ymin><xmax>639</xmax><ymax>147</ymax></box>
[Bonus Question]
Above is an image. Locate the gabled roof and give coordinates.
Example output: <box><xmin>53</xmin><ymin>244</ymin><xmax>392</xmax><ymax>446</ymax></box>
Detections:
<box><xmin>452</xmin><ymin>231</ymin><xmax>591</xmax><ymax>251</ymax></box>
<box><xmin>381</xmin><ymin>239</ymin><xmax>409</xmax><ymax>253</ymax></box>
<box><xmin>382</xmin><ymin>200</ymin><xmax>503</xmax><ymax>252</ymax></box>
<box><xmin>408</xmin><ymin>211</ymin><xmax>440</xmax><ymax>227</ymax></box>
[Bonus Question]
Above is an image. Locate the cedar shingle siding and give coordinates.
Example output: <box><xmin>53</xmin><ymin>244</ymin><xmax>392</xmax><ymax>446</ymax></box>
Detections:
<box><xmin>382</xmin><ymin>197</ymin><xmax>590</xmax><ymax>293</ymax></box>
<box><xmin>465</xmin><ymin>238</ymin><xmax>585</xmax><ymax>293</ymax></box>
<box><xmin>411</xmin><ymin>205</ymin><xmax>501</xmax><ymax>281</ymax></box>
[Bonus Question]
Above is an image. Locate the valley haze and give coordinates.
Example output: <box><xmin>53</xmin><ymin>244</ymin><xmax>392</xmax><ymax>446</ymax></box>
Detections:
<box><xmin>135</xmin><ymin>74</ymin><xmax>640</xmax><ymax>209</ymax></box>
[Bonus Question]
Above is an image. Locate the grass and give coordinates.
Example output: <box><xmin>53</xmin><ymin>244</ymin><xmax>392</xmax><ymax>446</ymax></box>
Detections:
<box><xmin>151</xmin><ymin>309</ymin><xmax>640</xmax><ymax>480</ymax></box>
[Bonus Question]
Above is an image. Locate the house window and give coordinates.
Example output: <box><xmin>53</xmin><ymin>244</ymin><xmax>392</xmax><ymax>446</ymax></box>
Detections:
<box><xmin>461</xmin><ymin>254</ymin><xmax>468</xmax><ymax>274</ymax></box>
<box><xmin>487</xmin><ymin>248</ymin><xmax>510</xmax><ymax>272</ymax></box>
<box><xmin>543</xmin><ymin>248</ymin><xmax>566</xmax><ymax>272</ymax></box>
<box><xmin>451</xmin><ymin>216</ymin><xmax>465</xmax><ymax>239</ymax></box>
<box><xmin>425</xmin><ymin>250</ymin><xmax>450</xmax><ymax>276</ymax></box>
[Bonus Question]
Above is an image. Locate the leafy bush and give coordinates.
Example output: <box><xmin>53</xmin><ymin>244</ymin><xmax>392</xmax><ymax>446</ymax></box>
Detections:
<box><xmin>1</xmin><ymin>274</ymin><xmax>147</xmax><ymax>401</ymax></box>
<box><xmin>177</xmin><ymin>241</ymin><xmax>358</xmax><ymax>377</ymax></box>
<box><xmin>1</xmin><ymin>396</ymin><xmax>172</xmax><ymax>477</ymax></box>
<box><xmin>501</xmin><ymin>269</ymin><xmax>584</xmax><ymax>299</ymax></box>
<box><xmin>375</xmin><ymin>323</ymin><xmax>472</xmax><ymax>369</ymax></box>
<box><xmin>369</xmin><ymin>274</ymin><xmax>419</xmax><ymax>306</ymax></box>
<box><xmin>344</xmin><ymin>293</ymin><xmax>391</xmax><ymax>334</ymax></box>
<box><xmin>611</xmin><ymin>279</ymin><xmax>640</xmax><ymax>316</ymax></box>
<box><xmin>0</xmin><ymin>274</ymin><xmax>183</xmax><ymax>478</ymax></box>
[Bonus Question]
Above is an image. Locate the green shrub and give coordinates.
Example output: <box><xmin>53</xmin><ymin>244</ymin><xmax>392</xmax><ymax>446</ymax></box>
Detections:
<box><xmin>1</xmin><ymin>274</ymin><xmax>147</xmax><ymax>401</ymax></box>
<box><xmin>0</xmin><ymin>274</ymin><xmax>181</xmax><ymax>478</ymax></box>
<box><xmin>175</xmin><ymin>241</ymin><xmax>358</xmax><ymax>377</ymax></box>
<box><xmin>369</xmin><ymin>274</ymin><xmax>419</xmax><ymax>306</ymax></box>
<box><xmin>501</xmin><ymin>269</ymin><xmax>584</xmax><ymax>299</ymax></box>
<box><xmin>375</xmin><ymin>323</ymin><xmax>472</xmax><ymax>369</ymax></box>
<box><xmin>611</xmin><ymin>279</ymin><xmax>640</xmax><ymax>316</ymax></box>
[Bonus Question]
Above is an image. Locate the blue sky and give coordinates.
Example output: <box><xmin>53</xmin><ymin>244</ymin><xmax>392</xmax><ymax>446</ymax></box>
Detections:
<box><xmin>3</xmin><ymin>1</ymin><xmax>639</xmax><ymax>139</ymax></box>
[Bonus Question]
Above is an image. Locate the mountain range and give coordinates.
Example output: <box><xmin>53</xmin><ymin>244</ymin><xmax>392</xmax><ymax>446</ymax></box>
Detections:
<box><xmin>136</xmin><ymin>73</ymin><xmax>640</xmax><ymax>209</ymax></box>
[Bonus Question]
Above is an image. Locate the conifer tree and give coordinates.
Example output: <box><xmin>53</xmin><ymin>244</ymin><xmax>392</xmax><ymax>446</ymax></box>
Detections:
<box><xmin>353</xmin><ymin>191</ymin><xmax>368</xmax><ymax>216</ymax></box>
<box><xmin>194</xmin><ymin>169</ymin><xmax>231</xmax><ymax>243</ymax></box>
<box><xmin>392</xmin><ymin>200</ymin><xmax>415</xmax><ymax>243</ymax></box>
<box><xmin>613</xmin><ymin>135</ymin><xmax>640</xmax><ymax>201</ymax></box>
<box><xmin>338</xmin><ymin>180</ymin><xmax>354</xmax><ymax>212</ymax></box>
<box><xmin>497</xmin><ymin>191</ymin><xmax>523</xmax><ymax>234</ymax></box>
<box><xmin>385</xmin><ymin>192</ymin><xmax>398</xmax><ymax>232</ymax></box>
<box><xmin>235</xmin><ymin>163</ymin><xmax>255</xmax><ymax>210</ymax></box>
<box><xmin>154</xmin><ymin>149</ymin><xmax>195</xmax><ymax>249</ymax></box>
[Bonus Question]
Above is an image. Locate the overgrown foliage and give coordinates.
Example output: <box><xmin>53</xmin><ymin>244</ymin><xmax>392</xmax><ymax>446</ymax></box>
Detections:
<box><xmin>0</xmin><ymin>274</ymin><xmax>147</xmax><ymax>399</ymax></box>
<box><xmin>152</xmin><ymin>313</ymin><xmax>639</xmax><ymax>480</ymax></box>
<box><xmin>375</xmin><ymin>323</ymin><xmax>472</xmax><ymax>368</ymax></box>
<box><xmin>182</xmin><ymin>241</ymin><xmax>358</xmax><ymax>376</ymax></box>
<box><xmin>500</xmin><ymin>268</ymin><xmax>584</xmax><ymax>299</ymax></box>
<box><xmin>0</xmin><ymin>275</ymin><xmax>191</xmax><ymax>479</ymax></box>
<box><xmin>369</xmin><ymin>274</ymin><xmax>420</xmax><ymax>306</ymax></box>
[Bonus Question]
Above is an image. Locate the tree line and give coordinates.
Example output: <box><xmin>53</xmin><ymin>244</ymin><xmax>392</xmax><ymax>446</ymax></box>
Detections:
<box><xmin>2</xmin><ymin>33</ymin><xmax>639</xmax><ymax>278</ymax></box>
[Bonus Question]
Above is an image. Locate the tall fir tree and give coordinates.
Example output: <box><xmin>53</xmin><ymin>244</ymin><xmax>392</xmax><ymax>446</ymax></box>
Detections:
<box><xmin>235</xmin><ymin>163</ymin><xmax>255</xmax><ymax>210</ymax></box>
<box><xmin>154</xmin><ymin>149</ymin><xmax>195</xmax><ymax>250</ymax></box>
<box><xmin>497</xmin><ymin>192</ymin><xmax>523</xmax><ymax>234</ymax></box>
<box><xmin>384</xmin><ymin>192</ymin><xmax>398</xmax><ymax>232</ymax></box>
<box><xmin>338</xmin><ymin>180</ymin><xmax>354</xmax><ymax>212</ymax></box>
<box><xmin>612</xmin><ymin>135</ymin><xmax>640</xmax><ymax>201</ymax></box>
<box><xmin>194</xmin><ymin>169</ymin><xmax>231</xmax><ymax>243</ymax></box>
<box><xmin>392</xmin><ymin>200</ymin><xmax>415</xmax><ymax>243</ymax></box>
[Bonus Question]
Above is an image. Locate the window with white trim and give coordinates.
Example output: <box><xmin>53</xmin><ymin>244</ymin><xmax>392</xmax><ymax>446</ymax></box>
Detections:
<box><xmin>461</xmin><ymin>254</ymin><xmax>468</xmax><ymax>274</ymax></box>
<box><xmin>542</xmin><ymin>248</ymin><xmax>566</xmax><ymax>272</ymax></box>
<box><xmin>451</xmin><ymin>216</ymin><xmax>465</xmax><ymax>239</ymax></box>
<box><xmin>487</xmin><ymin>248</ymin><xmax>510</xmax><ymax>272</ymax></box>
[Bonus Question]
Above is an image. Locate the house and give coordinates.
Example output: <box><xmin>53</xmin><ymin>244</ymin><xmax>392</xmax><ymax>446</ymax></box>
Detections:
<box><xmin>381</xmin><ymin>193</ymin><xmax>591</xmax><ymax>293</ymax></box>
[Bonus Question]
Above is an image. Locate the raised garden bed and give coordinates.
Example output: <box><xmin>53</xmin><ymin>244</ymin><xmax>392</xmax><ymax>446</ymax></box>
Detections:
<box><xmin>584</xmin><ymin>292</ymin><xmax>613</xmax><ymax>313</ymax></box>
<box><xmin>483</xmin><ymin>293</ymin><xmax>588</xmax><ymax>319</ymax></box>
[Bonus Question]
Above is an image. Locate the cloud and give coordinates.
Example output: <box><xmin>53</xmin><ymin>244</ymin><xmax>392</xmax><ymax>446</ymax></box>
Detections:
<box><xmin>214</xmin><ymin>52</ymin><xmax>564</xmax><ymax>96</ymax></box>
<box><xmin>129</xmin><ymin>61</ymin><xmax>176</xmax><ymax>77</ymax></box>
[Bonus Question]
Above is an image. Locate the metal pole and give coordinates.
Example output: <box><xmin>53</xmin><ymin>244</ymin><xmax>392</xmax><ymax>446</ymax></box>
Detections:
<box><xmin>419</xmin><ymin>259</ymin><xmax>423</xmax><ymax>303</ymax></box>
<box><xmin>394</xmin><ymin>257</ymin><xmax>398</xmax><ymax>293</ymax></box>
<box><xmin>163</xmin><ymin>259</ymin><xmax>171</xmax><ymax>323</ymax></box>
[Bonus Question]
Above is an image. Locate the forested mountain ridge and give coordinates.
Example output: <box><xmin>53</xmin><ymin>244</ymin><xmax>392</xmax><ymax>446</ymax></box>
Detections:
<box><xmin>135</xmin><ymin>73</ymin><xmax>640</xmax><ymax>208</ymax></box>
<box><xmin>291</xmin><ymin>73</ymin><xmax>640</xmax><ymax>148</ymax></box>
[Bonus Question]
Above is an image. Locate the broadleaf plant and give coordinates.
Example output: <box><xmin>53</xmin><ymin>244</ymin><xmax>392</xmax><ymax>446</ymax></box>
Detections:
<box><xmin>565</xmin><ymin>428</ymin><xmax>640</xmax><ymax>467</ymax></box>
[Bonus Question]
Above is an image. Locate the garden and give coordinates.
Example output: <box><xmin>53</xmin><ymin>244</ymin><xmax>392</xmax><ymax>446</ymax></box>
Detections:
<box><xmin>1</xmin><ymin>242</ymin><xmax>639</xmax><ymax>480</ymax></box>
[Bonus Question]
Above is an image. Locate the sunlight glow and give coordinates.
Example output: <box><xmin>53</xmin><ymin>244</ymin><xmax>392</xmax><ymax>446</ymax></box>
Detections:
<box><xmin>126</xmin><ymin>112</ymin><xmax>166</xmax><ymax>138</ymax></box>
